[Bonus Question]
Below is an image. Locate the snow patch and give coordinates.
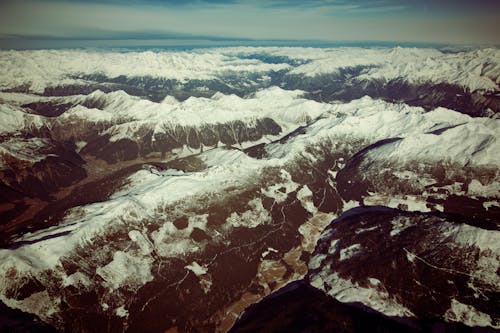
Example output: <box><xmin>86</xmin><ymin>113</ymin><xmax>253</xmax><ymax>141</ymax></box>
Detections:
<box><xmin>310</xmin><ymin>272</ymin><xmax>414</xmax><ymax>317</ymax></box>
<box><xmin>297</xmin><ymin>185</ymin><xmax>317</xmax><ymax>214</ymax></box>
<box><xmin>96</xmin><ymin>250</ymin><xmax>153</xmax><ymax>291</ymax></box>
<box><xmin>0</xmin><ymin>137</ymin><xmax>54</xmax><ymax>169</ymax></box>
<box><xmin>261</xmin><ymin>169</ymin><xmax>299</xmax><ymax>203</ymax></box>
<box><xmin>261</xmin><ymin>247</ymin><xmax>278</xmax><ymax>258</ymax></box>
<box><xmin>0</xmin><ymin>104</ymin><xmax>43</xmax><ymax>135</ymax></box>
<box><xmin>225</xmin><ymin>197</ymin><xmax>271</xmax><ymax>229</ymax></box>
<box><xmin>390</xmin><ymin>216</ymin><xmax>414</xmax><ymax>237</ymax></box>
<box><xmin>61</xmin><ymin>271</ymin><xmax>91</xmax><ymax>288</ymax></box>
<box><xmin>364</xmin><ymin>194</ymin><xmax>431</xmax><ymax>213</ymax></box>
<box><xmin>445</xmin><ymin>299</ymin><xmax>494</xmax><ymax>328</ymax></box>
<box><xmin>128</xmin><ymin>230</ymin><xmax>153</xmax><ymax>255</ymax></box>
<box><xmin>185</xmin><ymin>261</ymin><xmax>208</xmax><ymax>276</ymax></box>
<box><xmin>309</xmin><ymin>253</ymin><xmax>327</xmax><ymax>270</ymax></box>
<box><xmin>339</xmin><ymin>243</ymin><xmax>362</xmax><ymax>261</ymax></box>
<box><xmin>115</xmin><ymin>305</ymin><xmax>128</xmax><ymax>318</ymax></box>
<box><xmin>468</xmin><ymin>179</ymin><xmax>499</xmax><ymax>198</ymax></box>
<box><xmin>0</xmin><ymin>290</ymin><xmax>60</xmax><ymax>323</ymax></box>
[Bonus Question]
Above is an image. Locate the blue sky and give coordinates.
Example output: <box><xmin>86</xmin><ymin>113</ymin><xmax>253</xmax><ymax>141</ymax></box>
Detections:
<box><xmin>0</xmin><ymin>0</ymin><xmax>499</xmax><ymax>48</ymax></box>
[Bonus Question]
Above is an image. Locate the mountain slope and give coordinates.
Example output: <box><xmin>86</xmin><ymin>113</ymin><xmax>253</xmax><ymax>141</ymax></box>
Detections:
<box><xmin>0</xmin><ymin>46</ymin><xmax>498</xmax><ymax>332</ymax></box>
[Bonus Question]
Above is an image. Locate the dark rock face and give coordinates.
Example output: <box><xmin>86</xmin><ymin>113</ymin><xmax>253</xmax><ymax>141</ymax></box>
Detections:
<box><xmin>22</xmin><ymin>102</ymin><xmax>74</xmax><ymax>118</ymax></box>
<box><xmin>79</xmin><ymin>118</ymin><xmax>282</xmax><ymax>164</ymax></box>
<box><xmin>0</xmin><ymin>139</ymin><xmax>87</xmax><ymax>241</ymax></box>
<box><xmin>0</xmin><ymin>300</ymin><xmax>58</xmax><ymax>333</ymax></box>
<box><xmin>296</xmin><ymin>76</ymin><xmax>500</xmax><ymax>117</ymax></box>
<box><xmin>229</xmin><ymin>207</ymin><xmax>499</xmax><ymax>332</ymax></box>
<box><xmin>308</xmin><ymin>207</ymin><xmax>499</xmax><ymax>328</ymax></box>
<box><xmin>0</xmin><ymin>142</ymin><xmax>86</xmax><ymax>201</ymax></box>
<box><xmin>82</xmin><ymin>136</ymin><xmax>139</xmax><ymax>164</ymax></box>
<box><xmin>42</xmin><ymin>84</ymin><xmax>113</xmax><ymax>97</ymax></box>
<box><xmin>335</xmin><ymin>137</ymin><xmax>403</xmax><ymax>202</ymax></box>
<box><xmin>230</xmin><ymin>280</ymin><xmax>496</xmax><ymax>333</ymax></box>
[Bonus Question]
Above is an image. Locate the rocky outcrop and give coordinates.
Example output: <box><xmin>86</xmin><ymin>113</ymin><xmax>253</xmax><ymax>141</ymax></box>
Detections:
<box><xmin>231</xmin><ymin>207</ymin><xmax>500</xmax><ymax>332</ymax></box>
<box><xmin>308</xmin><ymin>207</ymin><xmax>499</xmax><ymax>329</ymax></box>
<box><xmin>80</xmin><ymin>118</ymin><xmax>282</xmax><ymax>163</ymax></box>
<box><xmin>230</xmin><ymin>280</ymin><xmax>489</xmax><ymax>333</ymax></box>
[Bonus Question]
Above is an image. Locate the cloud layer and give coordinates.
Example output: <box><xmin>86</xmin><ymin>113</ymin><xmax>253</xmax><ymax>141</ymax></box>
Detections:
<box><xmin>0</xmin><ymin>0</ymin><xmax>499</xmax><ymax>48</ymax></box>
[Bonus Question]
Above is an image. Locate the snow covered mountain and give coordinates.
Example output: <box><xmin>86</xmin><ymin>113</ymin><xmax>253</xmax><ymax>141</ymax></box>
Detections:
<box><xmin>0</xmin><ymin>46</ymin><xmax>498</xmax><ymax>333</ymax></box>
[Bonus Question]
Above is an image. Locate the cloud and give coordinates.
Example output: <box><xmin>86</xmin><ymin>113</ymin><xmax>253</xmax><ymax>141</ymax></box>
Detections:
<box><xmin>0</xmin><ymin>0</ymin><xmax>499</xmax><ymax>48</ymax></box>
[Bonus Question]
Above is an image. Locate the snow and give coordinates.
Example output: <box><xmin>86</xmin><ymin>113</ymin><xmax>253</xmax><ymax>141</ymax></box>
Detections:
<box><xmin>297</xmin><ymin>185</ymin><xmax>316</xmax><ymax>214</ymax></box>
<box><xmin>0</xmin><ymin>46</ymin><xmax>497</xmax><ymax>330</ymax></box>
<box><xmin>287</xmin><ymin>47</ymin><xmax>500</xmax><ymax>92</ymax></box>
<box><xmin>308</xmin><ymin>254</ymin><xmax>326</xmax><ymax>270</ymax></box>
<box><xmin>0</xmin><ymin>49</ymin><xmax>290</xmax><ymax>93</ymax></box>
<box><xmin>443</xmin><ymin>222</ymin><xmax>500</xmax><ymax>253</ymax></box>
<box><xmin>0</xmin><ymin>104</ymin><xmax>44</xmax><ymax>135</ymax></box>
<box><xmin>115</xmin><ymin>305</ymin><xmax>129</xmax><ymax>318</ymax></box>
<box><xmin>468</xmin><ymin>179</ymin><xmax>499</xmax><ymax>198</ymax></box>
<box><xmin>364</xmin><ymin>194</ymin><xmax>431</xmax><ymax>213</ymax></box>
<box><xmin>128</xmin><ymin>230</ymin><xmax>154</xmax><ymax>255</ymax></box>
<box><xmin>223</xmin><ymin>46</ymin><xmax>499</xmax><ymax>91</ymax></box>
<box><xmin>258</xmin><ymin>96</ymin><xmax>500</xmax><ymax>170</ymax></box>
<box><xmin>261</xmin><ymin>169</ymin><xmax>299</xmax><ymax>203</ymax></box>
<box><xmin>342</xmin><ymin>200</ymin><xmax>360</xmax><ymax>212</ymax></box>
<box><xmin>150</xmin><ymin>213</ymin><xmax>211</xmax><ymax>257</ymax></box>
<box><xmin>75</xmin><ymin>141</ymin><xmax>87</xmax><ymax>152</ymax></box>
<box><xmin>309</xmin><ymin>208</ymin><xmax>500</xmax><ymax>326</ymax></box>
<box><xmin>0</xmin><ymin>137</ymin><xmax>54</xmax><ymax>169</ymax></box>
<box><xmin>483</xmin><ymin>201</ymin><xmax>499</xmax><ymax>210</ymax></box>
<box><xmin>96</xmin><ymin>250</ymin><xmax>154</xmax><ymax>291</ymax></box>
<box><xmin>1</xmin><ymin>47</ymin><xmax>496</xmax><ymax>110</ymax></box>
<box><xmin>355</xmin><ymin>226</ymin><xmax>378</xmax><ymax>234</ymax></box>
<box><xmin>61</xmin><ymin>272</ymin><xmax>91</xmax><ymax>288</ymax></box>
<box><xmin>264</xmin><ymin>97</ymin><xmax>472</xmax><ymax>163</ymax></box>
<box><xmin>310</xmin><ymin>272</ymin><xmax>414</xmax><ymax>317</ymax></box>
<box><xmin>444</xmin><ymin>299</ymin><xmax>495</xmax><ymax>328</ymax></box>
<box><xmin>392</xmin><ymin>171</ymin><xmax>436</xmax><ymax>187</ymax></box>
<box><xmin>60</xmin><ymin>104</ymin><xmax>113</xmax><ymax>123</ymax></box>
<box><xmin>363</xmin><ymin>121</ymin><xmax>500</xmax><ymax>167</ymax></box>
<box><xmin>0</xmin><ymin>93</ymin><xmax>496</xmax><ymax>282</ymax></box>
<box><xmin>225</xmin><ymin>198</ymin><xmax>272</xmax><ymax>229</ymax></box>
<box><xmin>261</xmin><ymin>247</ymin><xmax>278</xmax><ymax>258</ymax></box>
<box><xmin>389</xmin><ymin>216</ymin><xmax>415</xmax><ymax>237</ymax></box>
<box><xmin>200</xmin><ymin>147</ymin><xmax>252</xmax><ymax>167</ymax></box>
<box><xmin>185</xmin><ymin>261</ymin><xmax>208</xmax><ymax>276</ymax></box>
<box><xmin>0</xmin><ymin>91</ymin><xmax>52</xmax><ymax>105</ymax></box>
<box><xmin>339</xmin><ymin>243</ymin><xmax>362</xmax><ymax>261</ymax></box>
<box><xmin>0</xmin><ymin>290</ymin><xmax>60</xmax><ymax>323</ymax></box>
<box><xmin>46</xmin><ymin>87</ymin><xmax>330</xmax><ymax>143</ymax></box>
<box><xmin>328</xmin><ymin>239</ymin><xmax>340</xmax><ymax>255</ymax></box>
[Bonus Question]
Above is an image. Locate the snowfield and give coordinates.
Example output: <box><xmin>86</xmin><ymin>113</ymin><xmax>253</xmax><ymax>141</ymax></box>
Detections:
<box><xmin>0</xmin><ymin>47</ymin><xmax>499</xmax><ymax>93</ymax></box>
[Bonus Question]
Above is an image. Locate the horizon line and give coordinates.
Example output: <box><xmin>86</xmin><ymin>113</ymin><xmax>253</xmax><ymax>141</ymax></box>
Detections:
<box><xmin>1</xmin><ymin>34</ymin><xmax>498</xmax><ymax>51</ymax></box>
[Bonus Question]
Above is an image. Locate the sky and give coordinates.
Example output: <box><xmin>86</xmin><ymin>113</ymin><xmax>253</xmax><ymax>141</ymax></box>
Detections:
<box><xmin>0</xmin><ymin>0</ymin><xmax>499</xmax><ymax>49</ymax></box>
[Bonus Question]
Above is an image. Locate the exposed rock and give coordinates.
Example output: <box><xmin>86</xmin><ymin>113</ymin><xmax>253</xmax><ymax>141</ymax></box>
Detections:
<box><xmin>308</xmin><ymin>207</ymin><xmax>499</xmax><ymax>328</ymax></box>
